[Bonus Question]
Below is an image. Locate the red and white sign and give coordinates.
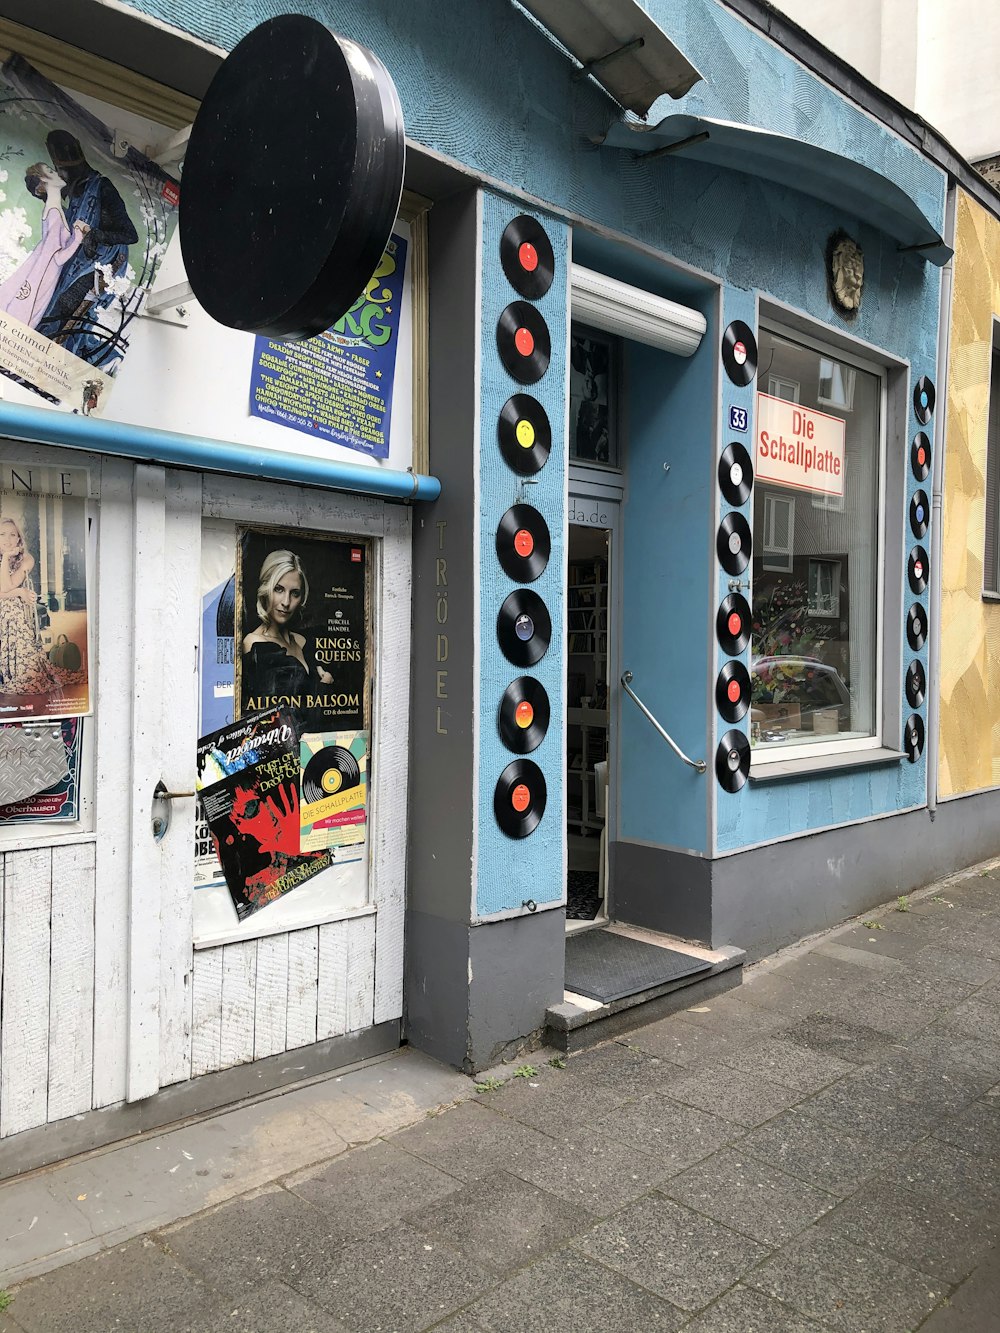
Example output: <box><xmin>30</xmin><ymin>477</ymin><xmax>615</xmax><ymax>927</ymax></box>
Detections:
<box><xmin>755</xmin><ymin>394</ymin><xmax>845</xmax><ymax>497</ymax></box>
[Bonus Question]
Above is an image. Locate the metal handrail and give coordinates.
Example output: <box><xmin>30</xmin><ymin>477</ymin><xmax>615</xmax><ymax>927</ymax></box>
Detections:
<box><xmin>620</xmin><ymin>671</ymin><xmax>707</xmax><ymax>774</ymax></box>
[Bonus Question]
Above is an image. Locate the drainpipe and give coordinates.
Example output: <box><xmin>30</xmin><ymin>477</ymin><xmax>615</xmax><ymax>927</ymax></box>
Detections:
<box><xmin>926</xmin><ymin>182</ymin><xmax>957</xmax><ymax>818</ymax></box>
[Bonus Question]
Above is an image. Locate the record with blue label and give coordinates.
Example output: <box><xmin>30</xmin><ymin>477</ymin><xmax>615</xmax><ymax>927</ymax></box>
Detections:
<box><xmin>913</xmin><ymin>377</ymin><xmax>935</xmax><ymax>425</ymax></box>
<box><xmin>497</xmin><ymin>588</ymin><xmax>551</xmax><ymax>666</ymax></box>
<box><xmin>910</xmin><ymin>489</ymin><xmax>929</xmax><ymax>539</ymax></box>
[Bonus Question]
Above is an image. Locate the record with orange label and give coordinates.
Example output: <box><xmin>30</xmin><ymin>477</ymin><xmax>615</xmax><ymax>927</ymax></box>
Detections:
<box><xmin>911</xmin><ymin>432</ymin><xmax>931</xmax><ymax>482</ymax></box>
<box><xmin>716</xmin><ymin>729</ymin><xmax>751</xmax><ymax>792</ymax></box>
<box><xmin>498</xmin><ymin>393</ymin><xmax>551</xmax><ymax>474</ymax></box>
<box><xmin>500</xmin><ymin>215</ymin><xmax>554</xmax><ymax>300</ymax></box>
<box><xmin>494</xmin><ymin>758</ymin><xmax>547</xmax><ymax>837</ymax></box>
<box><xmin>498</xmin><ymin>676</ymin><xmax>550</xmax><ymax>753</ymax></box>
<box><xmin>716</xmin><ymin>660</ymin><xmax>751</xmax><ymax>723</ymax></box>
<box><xmin>497</xmin><ymin>588</ymin><xmax>551</xmax><ymax>666</ymax></box>
<box><xmin>717</xmin><ymin>593</ymin><xmax>752</xmax><ymax>655</ymax></box>
<box><xmin>496</xmin><ymin>504</ymin><xmax>550</xmax><ymax>582</ymax></box>
<box><xmin>497</xmin><ymin>301</ymin><xmax>550</xmax><ymax>384</ymax></box>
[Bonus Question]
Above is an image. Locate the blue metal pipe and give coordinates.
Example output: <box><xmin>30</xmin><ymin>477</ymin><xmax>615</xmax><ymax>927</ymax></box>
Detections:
<box><xmin>0</xmin><ymin>400</ymin><xmax>441</xmax><ymax>502</ymax></box>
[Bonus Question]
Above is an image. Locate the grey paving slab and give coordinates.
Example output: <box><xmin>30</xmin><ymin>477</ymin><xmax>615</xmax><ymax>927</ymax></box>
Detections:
<box><xmin>622</xmin><ymin>1016</ymin><xmax>741</xmax><ymax>1067</ymax></box>
<box><xmin>5</xmin><ymin>1236</ymin><xmax>217</xmax><ymax>1333</ymax></box>
<box><xmin>192</xmin><ymin>1280</ymin><xmax>350</xmax><ymax>1333</ymax></box>
<box><xmin>821</xmin><ymin>987</ymin><xmax>941</xmax><ymax>1039</ymax></box>
<box><xmin>668</xmin><ymin>991</ymin><xmax>793</xmax><ymax>1040</ymax></box>
<box><xmin>426</xmin><ymin>1315</ymin><xmax>488</xmax><ymax>1333</ymax></box>
<box><xmin>739</xmin><ymin>1108</ymin><xmax>906</xmax><ymax>1196</ymax></box>
<box><xmin>407</xmin><ymin>1169</ymin><xmax>593</xmax><ymax>1276</ymax></box>
<box><xmin>795</xmin><ymin>1070</ymin><xmax>948</xmax><ymax>1150</ymax></box>
<box><xmin>930</xmin><ymin>1097</ymin><xmax>1000</xmax><ymax>1158</ymax></box>
<box><xmin>929</xmin><ymin>995</ymin><xmax>1000</xmax><ymax>1043</ymax></box>
<box><xmin>467</xmin><ymin>1245</ymin><xmax>686</xmax><ymax>1332</ymax></box>
<box><xmin>780</xmin><ymin>1012</ymin><xmax>905</xmax><ymax>1064</ymax></box>
<box><xmin>573</xmin><ymin>1192</ymin><xmax>771</xmax><ymax>1311</ymax></box>
<box><xmin>869</xmin><ymin>966</ymin><xmax>982</xmax><ymax>1009</ymax></box>
<box><xmin>895</xmin><ymin>1031</ymin><xmax>1000</xmax><ymax>1086</ymax></box>
<box><xmin>661</xmin><ymin>1147</ymin><xmax>836</xmax><ymax>1244</ymax></box>
<box><xmin>680</xmin><ymin>1285</ymin><xmax>826</xmax><ymax>1332</ymax></box>
<box><xmin>816</xmin><ymin>1178</ymin><xmax>997</xmax><ymax>1283</ymax></box>
<box><xmin>833</xmin><ymin>924</ymin><xmax>934</xmax><ymax>960</ymax></box>
<box><xmin>813</xmin><ymin>941</ymin><xmax>907</xmax><ymax>974</ymax></box>
<box><xmin>661</xmin><ymin>1063</ymin><xmax>804</xmax><ymax>1127</ymax></box>
<box><xmin>590</xmin><ymin>1094</ymin><xmax>745</xmax><ymax>1174</ymax></box>
<box><xmin>918</xmin><ymin>1244</ymin><xmax>1000</xmax><ymax>1333</ymax></box>
<box><xmin>291</xmin><ymin>1220</ymin><xmax>495</xmax><ymax>1332</ymax></box>
<box><xmin>737</xmin><ymin>973</ymin><xmax>864</xmax><ymax>1023</ymax></box>
<box><xmin>564</xmin><ymin>1039</ymin><xmax>687</xmax><ymax>1095</ymax></box>
<box><xmin>771</xmin><ymin>951</ymin><xmax>880</xmax><ymax>991</ymax></box>
<box><xmin>719</xmin><ymin>1035</ymin><xmax>855</xmax><ymax>1093</ymax></box>
<box><xmin>472</xmin><ymin>1071</ymin><xmax>627</xmax><ymax>1134</ymax></box>
<box><xmin>882</xmin><ymin>1138</ymin><xmax>1000</xmax><ymax>1213</ymax></box>
<box><xmin>389</xmin><ymin>1100</ymin><xmax>558</xmax><ymax>1182</ymax></box>
<box><xmin>743</xmin><ymin>1227</ymin><xmax>944</xmax><ymax>1332</ymax></box>
<box><xmin>910</xmin><ymin>943</ymin><xmax>1000</xmax><ymax>985</ymax></box>
<box><xmin>285</xmin><ymin>1139</ymin><xmax>462</xmax><ymax>1243</ymax></box>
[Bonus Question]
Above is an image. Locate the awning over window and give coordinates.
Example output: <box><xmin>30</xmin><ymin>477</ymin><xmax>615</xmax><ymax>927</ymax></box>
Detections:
<box><xmin>601</xmin><ymin>113</ymin><xmax>952</xmax><ymax>266</ymax></box>
<box><xmin>516</xmin><ymin>0</ymin><xmax>702</xmax><ymax>117</ymax></box>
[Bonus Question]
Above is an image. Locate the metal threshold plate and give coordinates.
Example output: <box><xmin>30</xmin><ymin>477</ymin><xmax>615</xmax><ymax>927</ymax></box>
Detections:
<box><xmin>565</xmin><ymin>929</ymin><xmax>711</xmax><ymax>1003</ymax></box>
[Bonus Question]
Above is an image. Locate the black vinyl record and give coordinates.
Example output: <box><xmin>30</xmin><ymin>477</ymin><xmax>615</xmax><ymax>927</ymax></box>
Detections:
<box><xmin>905</xmin><ymin>660</ymin><xmax>926</xmax><ymax>709</ymax></box>
<box><xmin>914</xmin><ymin>376</ymin><xmax>936</xmax><ymax>425</ymax></box>
<box><xmin>717</xmin><ymin>512</ymin><xmax>752</xmax><ymax>576</ymax></box>
<box><xmin>719</xmin><ymin>442</ymin><xmax>753</xmax><ymax>506</ymax></box>
<box><xmin>497</xmin><ymin>588</ymin><xmax>551</xmax><ymax>666</ymax></box>
<box><xmin>301</xmin><ymin>745</ymin><xmax>361</xmax><ymax>803</ymax></box>
<box><xmin>500</xmin><ymin>215</ymin><xmax>554</xmax><ymax>301</ymax></box>
<box><xmin>181</xmin><ymin>15</ymin><xmax>404</xmax><ymax>338</ymax></box>
<box><xmin>904</xmin><ymin>712</ymin><xmax>925</xmax><ymax>763</ymax></box>
<box><xmin>717</xmin><ymin>593</ymin><xmax>752</xmax><ymax>655</ymax></box>
<box><xmin>721</xmin><ymin>320</ymin><xmax>758</xmax><ymax>386</ymax></box>
<box><xmin>907</xmin><ymin>603</ymin><xmax>928</xmax><ymax>651</ymax></box>
<box><xmin>910</xmin><ymin>489</ymin><xmax>930</xmax><ymax>539</ymax></box>
<box><xmin>908</xmin><ymin>545</ymin><xmax>929</xmax><ymax>595</ymax></box>
<box><xmin>497</xmin><ymin>301</ymin><xmax>551</xmax><ymax>385</ymax></box>
<box><xmin>494</xmin><ymin>758</ymin><xmax>547</xmax><ymax>837</ymax></box>
<box><xmin>498</xmin><ymin>394</ymin><xmax>551</xmax><ymax>475</ymax></box>
<box><xmin>911</xmin><ymin>432</ymin><xmax>932</xmax><ymax>482</ymax></box>
<box><xmin>716</xmin><ymin>661</ymin><xmax>752</xmax><ymax>724</ymax></box>
<box><xmin>496</xmin><ymin>504</ymin><xmax>550</xmax><ymax>582</ymax></box>
<box><xmin>498</xmin><ymin>676</ymin><xmax>550</xmax><ymax>753</ymax></box>
<box><xmin>716</xmin><ymin>729</ymin><xmax>751</xmax><ymax>793</ymax></box>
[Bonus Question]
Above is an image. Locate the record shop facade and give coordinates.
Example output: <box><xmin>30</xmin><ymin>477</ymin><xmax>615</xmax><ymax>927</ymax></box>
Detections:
<box><xmin>0</xmin><ymin>0</ymin><xmax>991</xmax><ymax>1166</ymax></box>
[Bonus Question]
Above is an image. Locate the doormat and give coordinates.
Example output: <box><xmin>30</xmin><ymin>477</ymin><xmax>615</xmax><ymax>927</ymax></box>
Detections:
<box><xmin>565</xmin><ymin>929</ymin><xmax>711</xmax><ymax>1004</ymax></box>
<box><xmin>567</xmin><ymin>869</ymin><xmax>601</xmax><ymax>921</ymax></box>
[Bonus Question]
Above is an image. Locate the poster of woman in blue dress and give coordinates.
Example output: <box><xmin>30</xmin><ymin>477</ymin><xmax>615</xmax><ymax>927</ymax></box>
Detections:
<box><xmin>0</xmin><ymin>53</ymin><xmax>179</xmax><ymax>411</ymax></box>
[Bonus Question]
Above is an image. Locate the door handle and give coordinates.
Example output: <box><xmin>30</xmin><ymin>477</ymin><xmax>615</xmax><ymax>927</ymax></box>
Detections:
<box><xmin>152</xmin><ymin>780</ymin><xmax>195</xmax><ymax>840</ymax></box>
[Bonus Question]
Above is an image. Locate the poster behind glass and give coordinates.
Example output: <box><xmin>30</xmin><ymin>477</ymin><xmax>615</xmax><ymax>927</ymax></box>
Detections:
<box><xmin>569</xmin><ymin>326</ymin><xmax>619</xmax><ymax>468</ymax></box>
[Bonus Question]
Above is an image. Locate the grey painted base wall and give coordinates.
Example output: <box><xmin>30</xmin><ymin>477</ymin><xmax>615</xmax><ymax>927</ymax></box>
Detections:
<box><xmin>615</xmin><ymin>789</ymin><xmax>1000</xmax><ymax>960</ymax></box>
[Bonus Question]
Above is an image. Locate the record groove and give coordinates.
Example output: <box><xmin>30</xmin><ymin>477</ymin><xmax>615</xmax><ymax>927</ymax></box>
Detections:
<box><xmin>302</xmin><ymin>745</ymin><xmax>361</xmax><ymax>804</ymax></box>
<box><xmin>717</xmin><ymin>512</ymin><xmax>752</xmax><ymax>576</ymax></box>
<box><xmin>716</xmin><ymin>729</ymin><xmax>751</xmax><ymax>793</ymax></box>
<box><xmin>911</xmin><ymin>432</ymin><xmax>931</xmax><ymax>483</ymax></box>
<box><xmin>722</xmin><ymin>320</ymin><xmax>757</xmax><ymax>387</ymax></box>
<box><xmin>904</xmin><ymin>713</ymin><xmax>925</xmax><ymax>763</ymax></box>
<box><xmin>906</xmin><ymin>603</ymin><xmax>928</xmax><ymax>651</ymax></box>
<box><xmin>500</xmin><ymin>215</ymin><xmax>554</xmax><ymax>301</ymax></box>
<box><xmin>719</xmin><ymin>442</ymin><xmax>753</xmax><ymax>506</ymax></box>
<box><xmin>498</xmin><ymin>676</ymin><xmax>550</xmax><ymax>753</ymax></box>
<box><xmin>914</xmin><ymin>377</ymin><xmax>936</xmax><ymax>425</ymax></box>
<box><xmin>716</xmin><ymin>661</ymin><xmax>752</xmax><ymax>724</ymax></box>
<box><xmin>497</xmin><ymin>301</ymin><xmax>550</xmax><ymax>384</ymax></box>
<box><xmin>910</xmin><ymin>489</ymin><xmax>930</xmax><ymax>540</ymax></box>
<box><xmin>496</xmin><ymin>504</ymin><xmax>550</xmax><ymax>582</ymax></box>
<box><xmin>494</xmin><ymin>758</ymin><xmax>547</xmax><ymax>837</ymax></box>
<box><xmin>905</xmin><ymin>660</ymin><xmax>926</xmax><ymax>709</ymax></box>
<box><xmin>717</xmin><ymin>593</ymin><xmax>752</xmax><ymax>656</ymax></box>
<box><xmin>497</xmin><ymin>588</ymin><xmax>552</xmax><ymax>666</ymax></box>
<box><xmin>908</xmin><ymin>546</ymin><xmax>929</xmax><ymax>595</ymax></box>
<box><xmin>498</xmin><ymin>394</ymin><xmax>551</xmax><ymax>475</ymax></box>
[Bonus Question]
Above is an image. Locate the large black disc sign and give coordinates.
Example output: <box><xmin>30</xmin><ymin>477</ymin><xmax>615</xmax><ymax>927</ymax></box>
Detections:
<box><xmin>181</xmin><ymin>15</ymin><xmax>405</xmax><ymax>339</ymax></box>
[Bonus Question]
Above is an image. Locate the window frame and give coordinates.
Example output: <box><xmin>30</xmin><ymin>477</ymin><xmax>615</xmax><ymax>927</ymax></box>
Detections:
<box><xmin>752</xmin><ymin>317</ymin><xmax>889</xmax><ymax>765</ymax></box>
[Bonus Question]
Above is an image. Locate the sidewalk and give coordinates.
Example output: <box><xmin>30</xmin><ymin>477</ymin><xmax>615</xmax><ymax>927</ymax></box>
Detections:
<box><xmin>4</xmin><ymin>864</ymin><xmax>1000</xmax><ymax>1331</ymax></box>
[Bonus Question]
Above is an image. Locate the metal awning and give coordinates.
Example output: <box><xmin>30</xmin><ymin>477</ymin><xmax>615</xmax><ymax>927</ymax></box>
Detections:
<box><xmin>601</xmin><ymin>113</ymin><xmax>952</xmax><ymax>265</ymax></box>
<box><xmin>515</xmin><ymin>0</ymin><xmax>702</xmax><ymax>117</ymax></box>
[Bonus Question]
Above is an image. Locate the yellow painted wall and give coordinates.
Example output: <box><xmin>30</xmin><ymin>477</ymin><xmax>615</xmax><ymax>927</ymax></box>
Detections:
<box><xmin>939</xmin><ymin>188</ymin><xmax>1000</xmax><ymax>796</ymax></box>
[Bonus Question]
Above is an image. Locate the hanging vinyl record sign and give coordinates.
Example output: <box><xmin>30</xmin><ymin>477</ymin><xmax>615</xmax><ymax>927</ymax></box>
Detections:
<box><xmin>904</xmin><ymin>713</ymin><xmax>925</xmax><ymax>763</ymax></box>
<box><xmin>907</xmin><ymin>603</ymin><xmax>928</xmax><ymax>651</ymax></box>
<box><xmin>716</xmin><ymin>729</ymin><xmax>751</xmax><ymax>793</ymax></box>
<box><xmin>719</xmin><ymin>442</ymin><xmax>754</xmax><ymax>506</ymax></box>
<box><xmin>498</xmin><ymin>677</ymin><xmax>550</xmax><ymax>753</ymax></box>
<box><xmin>911</xmin><ymin>432</ymin><xmax>931</xmax><ymax>483</ymax></box>
<box><xmin>500</xmin><ymin>215</ymin><xmax>555</xmax><ymax>300</ymax></box>
<box><xmin>498</xmin><ymin>394</ymin><xmax>551</xmax><ymax>475</ymax></box>
<box><xmin>717</xmin><ymin>513</ymin><xmax>752</xmax><ymax>576</ymax></box>
<box><xmin>721</xmin><ymin>320</ymin><xmax>758</xmax><ymax>386</ymax></box>
<box><xmin>716</xmin><ymin>661</ymin><xmax>751</xmax><ymax>724</ymax></box>
<box><xmin>497</xmin><ymin>589</ymin><xmax>552</xmax><ymax>666</ymax></box>
<box><xmin>494</xmin><ymin>759</ymin><xmax>547</xmax><ymax>838</ymax></box>
<box><xmin>496</xmin><ymin>504</ymin><xmax>550</xmax><ymax>582</ymax></box>
<box><xmin>181</xmin><ymin>15</ymin><xmax>405</xmax><ymax>338</ymax></box>
<box><xmin>497</xmin><ymin>302</ymin><xmax>551</xmax><ymax>384</ymax></box>
<box><xmin>905</xmin><ymin>660</ymin><xmax>926</xmax><ymax>709</ymax></box>
<box><xmin>716</xmin><ymin>593</ymin><xmax>752</xmax><ymax>656</ymax></box>
<box><xmin>908</xmin><ymin>546</ymin><xmax>929</xmax><ymax>595</ymax></box>
<box><xmin>913</xmin><ymin>377</ymin><xmax>935</xmax><ymax>425</ymax></box>
<box><xmin>910</xmin><ymin>490</ymin><xmax>930</xmax><ymax>540</ymax></box>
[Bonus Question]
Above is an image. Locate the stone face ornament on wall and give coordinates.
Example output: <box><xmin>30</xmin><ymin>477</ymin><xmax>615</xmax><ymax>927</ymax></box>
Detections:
<box><xmin>827</xmin><ymin>230</ymin><xmax>864</xmax><ymax>317</ymax></box>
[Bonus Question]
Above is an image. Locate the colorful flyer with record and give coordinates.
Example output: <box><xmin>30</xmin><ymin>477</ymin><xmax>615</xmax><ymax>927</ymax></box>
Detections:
<box><xmin>299</xmin><ymin>730</ymin><xmax>367</xmax><ymax>854</ymax></box>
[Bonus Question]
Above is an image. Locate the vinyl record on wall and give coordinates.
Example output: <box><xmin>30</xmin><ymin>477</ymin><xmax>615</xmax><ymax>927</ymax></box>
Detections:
<box><xmin>718</xmin><ymin>442</ymin><xmax>754</xmax><ymax>506</ymax></box>
<box><xmin>906</xmin><ymin>603</ymin><xmax>928</xmax><ymax>651</ymax></box>
<box><xmin>913</xmin><ymin>376</ymin><xmax>936</xmax><ymax>425</ymax></box>
<box><xmin>904</xmin><ymin>712</ymin><xmax>925</xmax><ymax>763</ymax></box>
<box><xmin>494</xmin><ymin>758</ymin><xmax>547</xmax><ymax>837</ymax></box>
<box><xmin>908</xmin><ymin>546</ymin><xmax>929</xmax><ymax>595</ymax></box>
<box><xmin>717</xmin><ymin>512</ymin><xmax>752</xmax><ymax>576</ymax></box>
<box><xmin>498</xmin><ymin>676</ymin><xmax>550</xmax><ymax>753</ymax></box>
<box><xmin>497</xmin><ymin>588</ymin><xmax>552</xmax><ymax>666</ymax></box>
<box><xmin>716</xmin><ymin>593</ymin><xmax>752</xmax><ymax>656</ymax></box>
<box><xmin>721</xmin><ymin>320</ymin><xmax>758</xmax><ymax>386</ymax></box>
<box><xmin>716</xmin><ymin>660</ymin><xmax>752</xmax><ymax>724</ymax></box>
<box><xmin>910</xmin><ymin>489</ymin><xmax>930</xmax><ymax>540</ymax></box>
<box><xmin>905</xmin><ymin>660</ymin><xmax>926</xmax><ymax>709</ymax></box>
<box><xmin>716</xmin><ymin>729</ymin><xmax>751</xmax><ymax>793</ymax></box>
<box><xmin>497</xmin><ymin>301</ymin><xmax>551</xmax><ymax>384</ymax></box>
<box><xmin>911</xmin><ymin>432</ymin><xmax>932</xmax><ymax>483</ymax></box>
<box><xmin>498</xmin><ymin>394</ymin><xmax>551</xmax><ymax>475</ymax></box>
<box><xmin>500</xmin><ymin>215</ymin><xmax>555</xmax><ymax>301</ymax></box>
<box><xmin>496</xmin><ymin>504</ymin><xmax>550</xmax><ymax>582</ymax></box>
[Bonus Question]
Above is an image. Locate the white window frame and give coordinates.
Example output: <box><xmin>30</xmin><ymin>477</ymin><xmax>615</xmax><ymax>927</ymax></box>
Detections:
<box><xmin>761</xmin><ymin>494</ymin><xmax>796</xmax><ymax>572</ymax></box>
<box><xmin>808</xmin><ymin>558</ymin><xmax>842</xmax><ymax>618</ymax></box>
<box><xmin>752</xmin><ymin>318</ymin><xmax>888</xmax><ymax>765</ymax></box>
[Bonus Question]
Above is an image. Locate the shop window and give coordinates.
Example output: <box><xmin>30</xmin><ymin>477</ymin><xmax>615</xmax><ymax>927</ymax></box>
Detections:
<box><xmin>983</xmin><ymin>343</ymin><xmax>1000</xmax><ymax>597</ymax></box>
<box><xmin>569</xmin><ymin>325</ymin><xmax>621</xmax><ymax>468</ymax></box>
<box><xmin>752</xmin><ymin>326</ymin><xmax>883</xmax><ymax>759</ymax></box>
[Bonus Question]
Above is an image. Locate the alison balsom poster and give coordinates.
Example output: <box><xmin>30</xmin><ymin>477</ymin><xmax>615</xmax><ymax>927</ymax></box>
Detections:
<box><xmin>0</xmin><ymin>54</ymin><xmax>179</xmax><ymax>413</ymax></box>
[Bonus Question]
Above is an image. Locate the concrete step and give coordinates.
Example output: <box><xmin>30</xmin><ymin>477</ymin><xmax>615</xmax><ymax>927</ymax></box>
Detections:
<box><xmin>546</xmin><ymin>924</ymin><xmax>745</xmax><ymax>1053</ymax></box>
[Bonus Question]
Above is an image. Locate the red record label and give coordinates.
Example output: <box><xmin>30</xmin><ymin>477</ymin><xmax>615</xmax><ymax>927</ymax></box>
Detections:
<box><xmin>514</xmin><ymin>327</ymin><xmax>534</xmax><ymax>357</ymax></box>
<box><xmin>515</xmin><ymin>701</ymin><xmax>534</xmax><ymax>728</ymax></box>
<box><xmin>728</xmin><ymin>612</ymin><xmax>742</xmax><ymax>636</ymax></box>
<box><xmin>511</xmin><ymin>783</ymin><xmax>531</xmax><ymax>812</ymax></box>
<box><xmin>514</xmin><ymin>529</ymin><xmax>534</xmax><ymax>557</ymax></box>
<box><xmin>733</xmin><ymin>340</ymin><xmax>747</xmax><ymax>365</ymax></box>
<box><xmin>518</xmin><ymin>242</ymin><xmax>538</xmax><ymax>272</ymax></box>
<box><xmin>727</xmin><ymin>680</ymin><xmax>741</xmax><ymax>703</ymax></box>
<box><xmin>917</xmin><ymin>447</ymin><xmax>926</xmax><ymax>466</ymax></box>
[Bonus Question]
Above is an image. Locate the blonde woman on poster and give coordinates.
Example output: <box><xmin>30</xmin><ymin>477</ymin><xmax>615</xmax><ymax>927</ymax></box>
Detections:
<box><xmin>0</xmin><ymin>516</ymin><xmax>60</xmax><ymax>697</ymax></box>
<box><xmin>0</xmin><ymin>162</ymin><xmax>88</xmax><ymax>330</ymax></box>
